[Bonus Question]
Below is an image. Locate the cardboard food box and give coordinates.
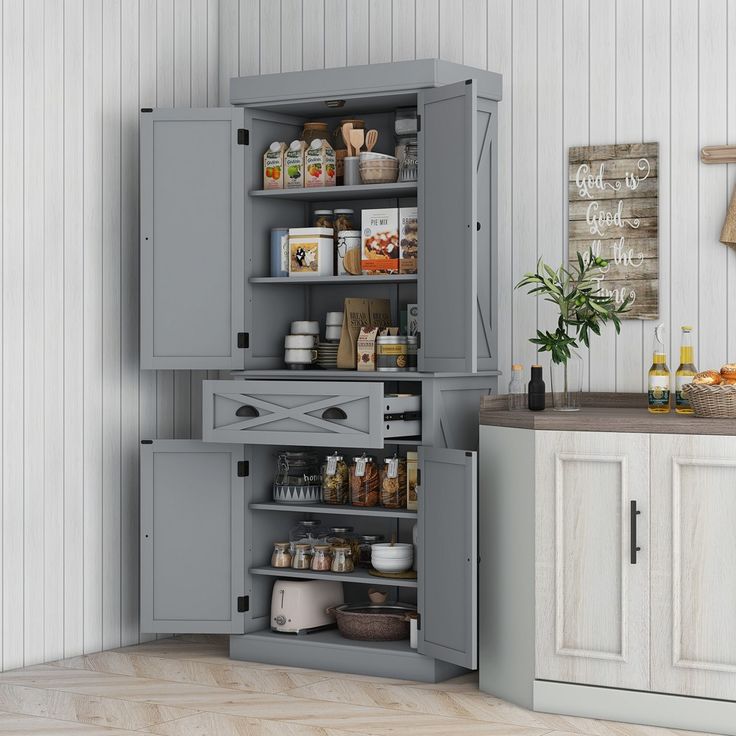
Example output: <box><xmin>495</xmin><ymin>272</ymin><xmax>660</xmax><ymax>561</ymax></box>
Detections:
<box><xmin>285</xmin><ymin>140</ymin><xmax>307</xmax><ymax>188</ymax></box>
<box><xmin>288</xmin><ymin>228</ymin><xmax>334</xmax><ymax>276</ymax></box>
<box><xmin>305</xmin><ymin>138</ymin><xmax>336</xmax><ymax>188</ymax></box>
<box><xmin>263</xmin><ymin>141</ymin><xmax>286</xmax><ymax>189</ymax></box>
<box><xmin>361</xmin><ymin>208</ymin><xmax>399</xmax><ymax>274</ymax></box>
<box><xmin>399</xmin><ymin>207</ymin><xmax>418</xmax><ymax>274</ymax></box>
<box><xmin>406</xmin><ymin>450</ymin><xmax>418</xmax><ymax>511</ymax></box>
<box><xmin>357</xmin><ymin>326</ymin><xmax>379</xmax><ymax>372</ymax></box>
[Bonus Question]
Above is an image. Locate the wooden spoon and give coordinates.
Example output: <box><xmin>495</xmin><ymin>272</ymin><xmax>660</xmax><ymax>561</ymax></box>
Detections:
<box><xmin>365</xmin><ymin>129</ymin><xmax>378</xmax><ymax>152</ymax></box>
<box><xmin>350</xmin><ymin>128</ymin><xmax>365</xmax><ymax>154</ymax></box>
<box><xmin>341</xmin><ymin>122</ymin><xmax>353</xmax><ymax>156</ymax></box>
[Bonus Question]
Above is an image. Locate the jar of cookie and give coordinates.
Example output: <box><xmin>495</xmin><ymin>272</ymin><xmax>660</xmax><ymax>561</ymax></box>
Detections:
<box><xmin>380</xmin><ymin>456</ymin><xmax>407</xmax><ymax>508</ymax></box>
<box><xmin>349</xmin><ymin>454</ymin><xmax>379</xmax><ymax>507</ymax></box>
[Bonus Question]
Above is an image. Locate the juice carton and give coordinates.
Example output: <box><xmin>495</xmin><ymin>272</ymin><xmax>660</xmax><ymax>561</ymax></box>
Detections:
<box><xmin>305</xmin><ymin>138</ymin><xmax>336</xmax><ymax>188</ymax></box>
<box><xmin>285</xmin><ymin>140</ymin><xmax>307</xmax><ymax>188</ymax></box>
<box><xmin>263</xmin><ymin>141</ymin><xmax>286</xmax><ymax>189</ymax></box>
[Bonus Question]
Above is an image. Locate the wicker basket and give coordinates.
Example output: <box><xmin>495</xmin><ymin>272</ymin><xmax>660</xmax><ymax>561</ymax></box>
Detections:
<box><xmin>682</xmin><ymin>383</ymin><xmax>736</xmax><ymax>418</ymax></box>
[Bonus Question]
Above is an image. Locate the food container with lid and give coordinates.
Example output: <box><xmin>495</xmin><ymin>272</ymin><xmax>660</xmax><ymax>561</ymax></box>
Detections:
<box><xmin>336</xmin><ymin>230</ymin><xmax>362</xmax><ymax>276</ymax></box>
<box><xmin>273</xmin><ymin>451</ymin><xmax>322</xmax><ymax>504</ymax></box>
<box><xmin>302</xmin><ymin>121</ymin><xmax>329</xmax><ymax>145</ymax></box>
<box><xmin>271</xmin><ymin>542</ymin><xmax>292</xmax><ymax>568</ymax></box>
<box><xmin>380</xmin><ymin>456</ymin><xmax>407</xmax><ymax>508</ymax></box>
<box><xmin>358</xmin><ymin>534</ymin><xmax>385</xmax><ymax>568</ymax></box>
<box><xmin>331</xmin><ymin>545</ymin><xmax>354</xmax><ymax>573</ymax></box>
<box><xmin>312</xmin><ymin>210</ymin><xmax>334</xmax><ymax>230</ymax></box>
<box><xmin>376</xmin><ymin>335</ymin><xmax>408</xmax><ymax>372</ymax></box>
<box><xmin>321</xmin><ymin>453</ymin><xmax>349</xmax><ymax>505</ymax></box>
<box><xmin>289</xmin><ymin>518</ymin><xmax>328</xmax><ymax>553</ymax></box>
<box><xmin>292</xmin><ymin>543</ymin><xmax>313</xmax><ymax>569</ymax></box>
<box><xmin>310</xmin><ymin>544</ymin><xmax>333</xmax><ymax>572</ymax></box>
<box><xmin>288</xmin><ymin>228</ymin><xmax>334</xmax><ymax>276</ymax></box>
<box><xmin>270</xmin><ymin>228</ymin><xmax>290</xmax><ymax>277</ymax></box>
<box><xmin>394</xmin><ymin>108</ymin><xmax>418</xmax><ymax>136</ymax></box>
<box><xmin>349</xmin><ymin>455</ymin><xmax>379</xmax><ymax>507</ymax></box>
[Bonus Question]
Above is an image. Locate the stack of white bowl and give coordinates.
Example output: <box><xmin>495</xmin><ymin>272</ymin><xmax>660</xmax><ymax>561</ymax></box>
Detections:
<box><xmin>371</xmin><ymin>542</ymin><xmax>413</xmax><ymax>573</ymax></box>
<box><xmin>285</xmin><ymin>320</ymin><xmax>319</xmax><ymax>369</ymax></box>
<box><xmin>359</xmin><ymin>152</ymin><xmax>399</xmax><ymax>184</ymax></box>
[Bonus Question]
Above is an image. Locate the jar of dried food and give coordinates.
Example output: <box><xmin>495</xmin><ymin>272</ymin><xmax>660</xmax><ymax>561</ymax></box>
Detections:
<box><xmin>292</xmin><ymin>543</ymin><xmax>313</xmax><ymax>570</ymax></box>
<box><xmin>357</xmin><ymin>534</ymin><xmax>385</xmax><ymax>568</ymax></box>
<box><xmin>289</xmin><ymin>519</ymin><xmax>328</xmax><ymax>554</ymax></box>
<box><xmin>321</xmin><ymin>453</ymin><xmax>348</xmax><ymax>505</ymax></box>
<box><xmin>325</xmin><ymin>526</ymin><xmax>360</xmax><ymax>561</ymax></box>
<box><xmin>333</xmin><ymin>208</ymin><xmax>354</xmax><ymax>235</ymax></box>
<box><xmin>302</xmin><ymin>121</ymin><xmax>329</xmax><ymax>146</ymax></box>
<box><xmin>380</xmin><ymin>456</ymin><xmax>408</xmax><ymax>508</ymax></box>
<box><xmin>350</xmin><ymin>455</ymin><xmax>379</xmax><ymax>507</ymax></box>
<box><xmin>310</xmin><ymin>544</ymin><xmax>333</xmax><ymax>572</ymax></box>
<box><xmin>397</xmin><ymin>137</ymin><xmax>418</xmax><ymax>182</ymax></box>
<box><xmin>331</xmin><ymin>545</ymin><xmax>354</xmax><ymax>573</ymax></box>
<box><xmin>273</xmin><ymin>451</ymin><xmax>322</xmax><ymax>505</ymax></box>
<box><xmin>271</xmin><ymin>542</ymin><xmax>292</xmax><ymax>568</ymax></box>
<box><xmin>312</xmin><ymin>209</ymin><xmax>334</xmax><ymax>232</ymax></box>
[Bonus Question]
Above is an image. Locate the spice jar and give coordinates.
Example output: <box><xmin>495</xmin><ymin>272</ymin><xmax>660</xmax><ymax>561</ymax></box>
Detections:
<box><xmin>289</xmin><ymin>519</ymin><xmax>328</xmax><ymax>553</ymax></box>
<box><xmin>312</xmin><ymin>209</ymin><xmax>334</xmax><ymax>231</ymax></box>
<box><xmin>380</xmin><ymin>456</ymin><xmax>408</xmax><ymax>508</ymax></box>
<box><xmin>310</xmin><ymin>544</ymin><xmax>333</xmax><ymax>572</ymax></box>
<box><xmin>302</xmin><ymin>121</ymin><xmax>329</xmax><ymax>146</ymax></box>
<box><xmin>325</xmin><ymin>526</ymin><xmax>360</xmax><ymax>562</ymax></box>
<box><xmin>358</xmin><ymin>534</ymin><xmax>385</xmax><ymax>568</ymax></box>
<box><xmin>376</xmin><ymin>335</ymin><xmax>409</xmax><ymax>372</ymax></box>
<box><xmin>331</xmin><ymin>545</ymin><xmax>354</xmax><ymax>573</ymax></box>
<box><xmin>292</xmin><ymin>543</ymin><xmax>313</xmax><ymax>570</ymax></box>
<box><xmin>321</xmin><ymin>452</ymin><xmax>348</xmax><ymax>505</ymax></box>
<box><xmin>350</xmin><ymin>455</ymin><xmax>379</xmax><ymax>507</ymax></box>
<box><xmin>271</xmin><ymin>542</ymin><xmax>292</xmax><ymax>568</ymax></box>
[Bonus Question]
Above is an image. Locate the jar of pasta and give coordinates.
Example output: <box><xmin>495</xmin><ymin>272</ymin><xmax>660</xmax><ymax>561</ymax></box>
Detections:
<box><xmin>321</xmin><ymin>452</ymin><xmax>348</xmax><ymax>505</ymax></box>
<box><xmin>380</xmin><ymin>456</ymin><xmax>407</xmax><ymax>508</ymax></box>
<box><xmin>350</xmin><ymin>455</ymin><xmax>379</xmax><ymax>507</ymax></box>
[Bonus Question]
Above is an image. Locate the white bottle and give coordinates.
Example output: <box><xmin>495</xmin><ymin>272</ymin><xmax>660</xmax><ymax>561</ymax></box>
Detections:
<box><xmin>508</xmin><ymin>364</ymin><xmax>527</xmax><ymax>410</ymax></box>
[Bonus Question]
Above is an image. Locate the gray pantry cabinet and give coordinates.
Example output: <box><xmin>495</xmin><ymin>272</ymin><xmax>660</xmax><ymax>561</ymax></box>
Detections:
<box><xmin>138</xmin><ymin>60</ymin><xmax>502</xmax><ymax>682</ymax></box>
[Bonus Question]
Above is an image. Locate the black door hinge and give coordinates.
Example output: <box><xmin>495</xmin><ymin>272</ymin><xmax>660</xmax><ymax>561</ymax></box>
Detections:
<box><xmin>237</xmin><ymin>332</ymin><xmax>249</xmax><ymax>349</ymax></box>
<box><xmin>237</xmin><ymin>460</ymin><xmax>249</xmax><ymax>477</ymax></box>
<box><xmin>237</xmin><ymin>128</ymin><xmax>249</xmax><ymax>145</ymax></box>
<box><xmin>237</xmin><ymin>595</ymin><xmax>249</xmax><ymax>613</ymax></box>
<box><xmin>416</xmin><ymin>114</ymin><xmax>421</xmax><ymax>132</ymax></box>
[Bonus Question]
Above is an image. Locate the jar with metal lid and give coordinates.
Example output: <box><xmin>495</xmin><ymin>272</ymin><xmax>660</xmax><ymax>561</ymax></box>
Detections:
<box><xmin>273</xmin><ymin>451</ymin><xmax>322</xmax><ymax>504</ymax></box>
<box><xmin>321</xmin><ymin>452</ymin><xmax>348</xmax><ymax>505</ymax></box>
<box><xmin>292</xmin><ymin>543</ymin><xmax>313</xmax><ymax>570</ymax></box>
<box><xmin>357</xmin><ymin>534</ymin><xmax>385</xmax><ymax>568</ymax></box>
<box><xmin>333</xmin><ymin>208</ymin><xmax>354</xmax><ymax>235</ymax></box>
<box><xmin>325</xmin><ymin>526</ymin><xmax>360</xmax><ymax>561</ymax></box>
<box><xmin>407</xmin><ymin>335</ymin><xmax>418</xmax><ymax>371</ymax></box>
<box><xmin>380</xmin><ymin>456</ymin><xmax>408</xmax><ymax>508</ymax></box>
<box><xmin>376</xmin><ymin>335</ymin><xmax>408</xmax><ymax>372</ymax></box>
<box><xmin>331</xmin><ymin>545</ymin><xmax>354</xmax><ymax>573</ymax></box>
<box><xmin>302</xmin><ymin>121</ymin><xmax>329</xmax><ymax>145</ymax></box>
<box><xmin>349</xmin><ymin>455</ymin><xmax>379</xmax><ymax>507</ymax></box>
<box><xmin>312</xmin><ymin>209</ymin><xmax>334</xmax><ymax>231</ymax></box>
<box><xmin>310</xmin><ymin>544</ymin><xmax>333</xmax><ymax>572</ymax></box>
<box><xmin>271</xmin><ymin>542</ymin><xmax>292</xmax><ymax>568</ymax></box>
<box><xmin>289</xmin><ymin>519</ymin><xmax>328</xmax><ymax>553</ymax></box>
<box><xmin>397</xmin><ymin>137</ymin><xmax>418</xmax><ymax>182</ymax></box>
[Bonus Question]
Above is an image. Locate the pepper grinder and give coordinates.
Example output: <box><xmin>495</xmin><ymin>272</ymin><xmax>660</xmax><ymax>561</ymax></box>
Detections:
<box><xmin>528</xmin><ymin>364</ymin><xmax>546</xmax><ymax>411</ymax></box>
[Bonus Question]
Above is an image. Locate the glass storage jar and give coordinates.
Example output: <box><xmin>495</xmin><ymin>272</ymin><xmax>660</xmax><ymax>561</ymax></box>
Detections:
<box><xmin>292</xmin><ymin>543</ymin><xmax>313</xmax><ymax>570</ymax></box>
<box><xmin>397</xmin><ymin>137</ymin><xmax>418</xmax><ymax>182</ymax></box>
<box><xmin>325</xmin><ymin>526</ymin><xmax>360</xmax><ymax>562</ymax></box>
<box><xmin>312</xmin><ymin>209</ymin><xmax>334</xmax><ymax>231</ymax></box>
<box><xmin>357</xmin><ymin>534</ymin><xmax>385</xmax><ymax>568</ymax></box>
<box><xmin>331</xmin><ymin>545</ymin><xmax>354</xmax><ymax>573</ymax></box>
<box><xmin>333</xmin><ymin>209</ymin><xmax>354</xmax><ymax>235</ymax></box>
<box><xmin>321</xmin><ymin>453</ymin><xmax>349</xmax><ymax>505</ymax></box>
<box><xmin>273</xmin><ymin>451</ymin><xmax>322</xmax><ymax>505</ymax></box>
<box><xmin>380</xmin><ymin>456</ymin><xmax>408</xmax><ymax>508</ymax></box>
<box><xmin>271</xmin><ymin>542</ymin><xmax>292</xmax><ymax>568</ymax></box>
<box><xmin>302</xmin><ymin>121</ymin><xmax>329</xmax><ymax>145</ymax></box>
<box><xmin>310</xmin><ymin>544</ymin><xmax>333</xmax><ymax>572</ymax></box>
<box><xmin>289</xmin><ymin>519</ymin><xmax>328</xmax><ymax>553</ymax></box>
<box><xmin>350</xmin><ymin>455</ymin><xmax>379</xmax><ymax>507</ymax></box>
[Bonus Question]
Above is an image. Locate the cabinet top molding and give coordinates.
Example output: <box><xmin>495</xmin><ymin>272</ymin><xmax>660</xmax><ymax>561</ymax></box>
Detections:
<box><xmin>229</xmin><ymin>59</ymin><xmax>503</xmax><ymax>109</ymax></box>
<box><xmin>480</xmin><ymin>394</ymin><xmax>736</xmax><ymax>436</ymax></box>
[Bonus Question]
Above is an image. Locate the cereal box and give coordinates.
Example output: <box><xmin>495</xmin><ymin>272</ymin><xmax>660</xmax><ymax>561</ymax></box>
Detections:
<box><xmin>361</xmin><ymin>208</ymin><xmax>399</xmax><ymax>274</ymax></box>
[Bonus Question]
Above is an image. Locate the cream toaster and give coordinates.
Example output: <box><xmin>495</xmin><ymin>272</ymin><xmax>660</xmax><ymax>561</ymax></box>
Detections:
<box><xmin>270</xmin><ymin>579</ymin><xmax>344</xmax><ymax>634</ymax></box>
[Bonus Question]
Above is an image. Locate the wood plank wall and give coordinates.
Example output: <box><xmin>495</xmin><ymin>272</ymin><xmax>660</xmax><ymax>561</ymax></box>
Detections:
<box><xmin>0</xmin><ymin>0</ymin><xmax>735</xmax><ymax>671</ymax></box>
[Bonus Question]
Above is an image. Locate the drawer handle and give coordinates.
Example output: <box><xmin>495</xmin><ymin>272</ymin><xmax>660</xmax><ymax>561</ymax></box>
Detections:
<box><xmin>322</xmin><ymin>407</ymin><xmax>348</xmax><ymax>420</ymax></box>
<box><xmin>235</xmin><ymin>404</ymin><xmax>260</xmax><ymax>418</ymax></box>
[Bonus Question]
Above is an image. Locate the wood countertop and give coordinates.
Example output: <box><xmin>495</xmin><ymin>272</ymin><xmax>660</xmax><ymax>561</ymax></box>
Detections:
<box><xmin>480</xmin><ymin>393</ymin><xmax>736</xmax><ymax>436</ymax></box>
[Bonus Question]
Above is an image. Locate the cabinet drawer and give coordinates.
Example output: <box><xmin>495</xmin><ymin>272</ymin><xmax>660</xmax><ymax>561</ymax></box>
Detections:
<box><xmin>203</xmin><ymin>379</ymin><xmax>393</xmax><ymax>448</ymax></box>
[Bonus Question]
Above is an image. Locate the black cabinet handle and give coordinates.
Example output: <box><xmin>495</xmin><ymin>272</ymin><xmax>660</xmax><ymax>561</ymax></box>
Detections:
<box><xmin>630</xmin><ymin>500</ymin><xmax>641</xmax><ymax>564</ymax></box>
<box><xmin>235</xmin><ymin>404</ymin><xmax>260</xmax><ymax>418</ymax></box>
<box><xmin>322</xmin><ymin>407</ymin><xmax>347</xmax><ymax>420</ymax></box>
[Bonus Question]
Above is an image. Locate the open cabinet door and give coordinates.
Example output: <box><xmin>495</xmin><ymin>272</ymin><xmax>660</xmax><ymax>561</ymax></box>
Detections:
<box><xmin>417</xmin><ymin>447</ymin><xmax>478</xmax><ymax>669</ymax></box>
<box><xmin>418</xmin><ymin>81</ymin><xmax>477</xmax><ymax>373</ymax></box>
<box><xmin>140</xmin><ymin>440</ymin><xmax>248</xmax><ymax>634</ymax></box>
<box><xmin>140</xmin><ymin>108</ymin><xmax>245</xmax><ymax>370</ymax></box>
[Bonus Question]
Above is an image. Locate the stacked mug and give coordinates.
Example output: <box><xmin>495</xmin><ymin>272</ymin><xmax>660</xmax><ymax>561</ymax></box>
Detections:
<box><xmin>285</xmin><ymin>320</ymin><xmax>319</xmax><ymax>369</ymax></box>
<box><xmin>316</xmin><ymin>312</ymin><xmax>343</xmax><ymax>369</ymax></box>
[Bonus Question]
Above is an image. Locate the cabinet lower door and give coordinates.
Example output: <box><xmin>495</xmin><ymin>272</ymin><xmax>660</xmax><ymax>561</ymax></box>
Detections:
<box><xmin>651</xmin><ymin>434</ymin><xmax>736</xmax><ymax>699</ymax></box>
<box><xmin>140</xmin><ymin>440</ymin><xmax>248</xmax><ymax>634</ymax></box>
<box><xmin>535</xmin><ymin>431</ymin><xmax>649</xmax><ymax>690</ymax></box>
<box><xmin>417</xmin><ymin>447</ymin><xmax>477</xmax><ymax>669</ymax></box>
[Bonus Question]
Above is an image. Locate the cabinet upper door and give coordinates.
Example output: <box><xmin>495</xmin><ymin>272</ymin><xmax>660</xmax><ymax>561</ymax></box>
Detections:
<box><xmin>140</xmin><ymin>440</ymin><xmax>248</xmax><ymax>634</ymax></box>
<box><xmin>417</xmin><ymin>447</ymin><xmax>477</xmax><ymax>669</ymax></box>
<box><xmin>418</xmin><ymin>81</ymin><xmax>497</xmax><ymax>373</ymax></box>
<box><xmin>535</xmin><ymin>431</ymin><xmax>650</xmax><ymax>691</ymax></box>
<box><xmin>140</xmin><ymin>108</ymin><xmax>245</xmax><ymax>370</ymax></box>
<box><xmin>651</xmin><ymin>434</ymin><xmax>736</xmax><ymax>699</ymax></box>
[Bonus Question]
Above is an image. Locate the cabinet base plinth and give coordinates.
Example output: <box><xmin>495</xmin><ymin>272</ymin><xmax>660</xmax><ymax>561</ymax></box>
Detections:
<box><xmin>533</xmin><ymin>680</ymin><xmax>736</xmax><ymax>736</ymax></box>
<box><xmin>229</xmin><ymin>629</ymin><xmax>467</xmax><ymax>683</ymax></box>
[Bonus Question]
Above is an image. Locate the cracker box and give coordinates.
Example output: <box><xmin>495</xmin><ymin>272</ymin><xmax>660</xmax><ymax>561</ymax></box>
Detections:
<box><xmin>361</xmin><ymin>208</ymin><xmax>399</xmax><ymax>274</ymax></box>
<box><xmin>399</xmin><ymin>207</ymin><xmax>418</xmax><ymax>274</ymax></box>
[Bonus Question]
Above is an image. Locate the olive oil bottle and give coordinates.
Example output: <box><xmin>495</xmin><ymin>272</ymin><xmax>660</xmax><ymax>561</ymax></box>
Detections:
<box><xmin>648</xmin><ymin>323</ymin><xmax>671</xmax><ymax>414</ymax></box>
<box><xmin>675</xmin><ymin>326</ymin><xmax>697</xmax><ymax>414</ymax></box>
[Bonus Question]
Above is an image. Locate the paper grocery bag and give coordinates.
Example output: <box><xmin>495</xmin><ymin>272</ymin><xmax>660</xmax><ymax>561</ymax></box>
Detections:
<box><xmin>337</xmin><ymin>298</ymin><xmax>370</xmax><ymax>369</ymax></box>
<box><xmin>369</xmin><ymin>299</ymin><xmax>392</xmax><ymax>330</ymax></box>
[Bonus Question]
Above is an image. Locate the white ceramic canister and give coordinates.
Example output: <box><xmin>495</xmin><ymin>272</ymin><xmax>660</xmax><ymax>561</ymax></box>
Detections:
<box><xmin>336</xmin><ymin>230</ymin><xmax>362</xmax><ymax>275</ymax></box>
<box><xmin>288</xmin><ymin>228</ymin><xmax>334</xmax><ymax>277</ymax></box>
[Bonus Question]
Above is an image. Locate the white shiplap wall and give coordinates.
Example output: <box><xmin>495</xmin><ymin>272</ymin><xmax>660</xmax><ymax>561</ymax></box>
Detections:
<box><xmin>1</xmin><ymin>0</ymin><xmax>735</xmax><ymax>671</ymax></box>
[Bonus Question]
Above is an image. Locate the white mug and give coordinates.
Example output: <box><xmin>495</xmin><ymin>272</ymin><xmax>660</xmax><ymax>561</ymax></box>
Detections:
<box><xmin>290</xmin><ymin>320</ymin><xmax>319</xmax><ymax>335</ymax></box>
<box><xmin>325</xmin><ymin>325</ymin><xmax>341</xmax><ymax>342</ymax></box>
<box><xmin>285</xmin><ymin>334</ymin><xmax>316</xmax><ymax>349</ymax></box>
<box><xmin>325</xmin><ymin>311</ymin><xmax>344</xmax><ymax>326</ymax></box>
<box><xmin>285</xmin><ymin>348</ymin><xmax>318</xmax><ymax>364</ymax></box>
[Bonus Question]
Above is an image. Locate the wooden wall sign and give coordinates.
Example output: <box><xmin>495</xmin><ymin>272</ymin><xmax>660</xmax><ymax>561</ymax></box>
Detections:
<box><xmin>568</xmin><ymin>142</ymin><xmax>659</xmax><ymax>319</ymax></box>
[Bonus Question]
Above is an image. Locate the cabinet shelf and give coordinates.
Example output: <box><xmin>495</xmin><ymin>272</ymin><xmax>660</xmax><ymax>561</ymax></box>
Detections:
<box><xmin>250</xmin><ymin>565</ymin><xmax>417</xmax><ymax>588</ymax></box>
<box><xmin>250</xmin><ymin>182</ymin><xmax>417</xmax><ymax>201</ymax></box>
<box><xmin>250</xmin><ymin>502</ymin><xmax>417</xmax><ymax>519</ymax></box>
<box><xmin>230</xmin><ymin>369</ymin><xmax>500</xmax><ymax>381</ymax></box>
<box><xmin>249</xmin><ymin>274</ymin><xmax>417</xmax><ymax>285</ymax></box>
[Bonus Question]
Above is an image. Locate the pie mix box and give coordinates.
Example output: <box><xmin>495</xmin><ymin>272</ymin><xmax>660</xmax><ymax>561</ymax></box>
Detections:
<box><xmin>399</xmin><ymin>207</ymin><xmax>418</xmax><ymax>274</ymax></box>
<box><xmin>361</xmin><ymin>208</ymin><xmax>399</xmax><ymax>274</ymax></box>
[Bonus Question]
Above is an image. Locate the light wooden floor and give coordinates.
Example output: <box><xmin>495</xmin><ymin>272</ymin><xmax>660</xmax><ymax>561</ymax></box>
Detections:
<box><xmin>0</xmin><ymin>635</ymin><xmax>713</xmax><ymax>735</ymax></box>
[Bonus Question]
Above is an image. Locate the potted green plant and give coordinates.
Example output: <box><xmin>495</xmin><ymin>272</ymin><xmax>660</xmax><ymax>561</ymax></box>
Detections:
<box><xmin>515</xmin><ymin>249</ymin><xmax>633</xmax><ymax>411</ymax></box>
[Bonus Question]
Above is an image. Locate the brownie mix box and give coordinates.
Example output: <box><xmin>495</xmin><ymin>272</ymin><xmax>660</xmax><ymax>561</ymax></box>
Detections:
<box><xmin>399</xmin><ymin>207</ymin><xmax>418</xmax><ymax>274</ymax></box>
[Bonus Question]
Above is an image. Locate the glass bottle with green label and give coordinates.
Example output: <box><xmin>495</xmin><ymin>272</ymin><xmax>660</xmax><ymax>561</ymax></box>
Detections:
<box><xmin>648</xmin><ymin>323</ymin><xmax>671</xmax><ymax>414</ymax></box>
<box><xmin>675</xmin><ymin>326</ymin><xmax>697</xmax><ymax>414</ymax></box>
